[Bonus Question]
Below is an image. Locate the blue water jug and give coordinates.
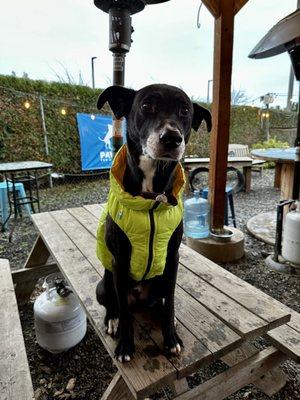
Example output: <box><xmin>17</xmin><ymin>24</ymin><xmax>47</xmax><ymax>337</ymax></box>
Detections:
<box><xmin>184</xmin><ymin>190</ymin><xmax>210</xmax><ymax>239</ymax></box>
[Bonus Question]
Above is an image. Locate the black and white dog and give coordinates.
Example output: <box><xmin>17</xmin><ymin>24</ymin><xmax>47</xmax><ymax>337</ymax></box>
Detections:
<box><xmin>96</xmin><ymin>84</ymin><xmax>211</xmax><ymax>362</ymax></box>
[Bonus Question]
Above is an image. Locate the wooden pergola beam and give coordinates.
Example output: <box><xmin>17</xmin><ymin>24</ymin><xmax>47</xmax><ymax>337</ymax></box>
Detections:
<box><xmin>234</xmin><ymin>0</ymin><xmax>249</xmax><ymax>14</ymax></box>
<box><xmin>208</xmin><ymin>0</ymin><xmax>235</xmax><ymax>231</ymax></box>
<box><xmin>200</xmin><ymin>0</ymin><xmax>250</xmax><ymax>232</ymax></box>
<box><xmin>201</xmin><ymin>0</ymin><xmax>220</xmax><ymax>18</ymax></box>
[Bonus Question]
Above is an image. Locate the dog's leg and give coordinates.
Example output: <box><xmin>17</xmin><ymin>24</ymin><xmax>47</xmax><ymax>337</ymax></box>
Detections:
<box><xmin>105</xmin><ymin>215</ymin><xmax>135</xmax><ymax>362</ymax></box>
<box><xmin>161</xmin><ymin>222</ymin><xmax>183</xmax><ymax>355</ymax></box>
<box><xmin>96</xmin><ymin>269</ymin><xmax>119</xmax><ymax>337</ymax></box>
<box><xmin>112</xmin><ymin>260</ymin><xmax>135</xmax><ymax>362</ymax></box>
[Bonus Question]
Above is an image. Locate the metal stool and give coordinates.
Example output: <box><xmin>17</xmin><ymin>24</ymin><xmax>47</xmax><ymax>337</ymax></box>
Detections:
<box><xmin>201</xmin><ymin>186</ymin><xmax>236</xmax><ymax>227</ymax></box>
<box><xmin>0</xmin><ymin>181</ymin><xmax>31</xmax><ymax>230</ymax></box>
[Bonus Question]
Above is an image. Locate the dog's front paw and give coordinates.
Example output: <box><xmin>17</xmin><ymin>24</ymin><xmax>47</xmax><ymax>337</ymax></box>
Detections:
<box><xmin>115</xmin><ymin>337</ymin><xmax>135</xmax><ymax>362</ymax></box>
<box><xmin>106</xmin><ymin>318</ymin><xmax>119</xmax><ymax>337</ymax></box>
<box><xmin>164</xmin><ymin>330</ymin><xmax>183</xmax><ymax>355</ymax></box>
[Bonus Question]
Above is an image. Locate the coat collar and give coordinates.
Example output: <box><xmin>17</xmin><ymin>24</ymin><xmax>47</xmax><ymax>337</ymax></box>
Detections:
<box><xmin>109</xmin><ymin>145</ymin><xmax>185</xmax><ymax>211</ymax></box>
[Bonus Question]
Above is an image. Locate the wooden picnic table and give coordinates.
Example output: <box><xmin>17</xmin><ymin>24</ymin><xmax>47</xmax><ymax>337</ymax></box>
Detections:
<box><xmin>12</xmin><ymin>204</ymin><xmax>300</xmax><ymax>400</ymax></box>
<box><xmin>184</xmin><ymin>156</ymin><xmax>253</xmax><ymax>192</ymax></box>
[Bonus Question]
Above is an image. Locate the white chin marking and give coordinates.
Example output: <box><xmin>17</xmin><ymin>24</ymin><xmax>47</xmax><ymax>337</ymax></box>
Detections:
<box><xmin>170</xmin><ymin>343</ymin><xmax>181</xmax><ymax>355</ymax></box>
<box><xmin>139</xmin><ymin>155</ymin><xmax>156</xmax><ymax>192</ymax></box>
<box><xmin>107</xmin><ymin>318</ymin><xmax>119</xmax><ymax>336</ymax></box>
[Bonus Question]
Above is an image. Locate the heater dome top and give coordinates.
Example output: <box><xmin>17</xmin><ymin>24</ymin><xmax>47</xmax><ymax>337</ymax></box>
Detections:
<box><xmin>94</xmin><ymin>0</ymin><xmax>169</xmax><ymax>15</ymax></box>
<box><xmin>249</xmin><ymin>9</ymin><xmax>300</xmax><ymax>59</ymax></box>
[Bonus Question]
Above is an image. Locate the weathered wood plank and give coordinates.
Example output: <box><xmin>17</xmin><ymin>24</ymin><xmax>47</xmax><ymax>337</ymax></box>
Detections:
<box><xmin>31</xmin><ymin>213</ymin><xmax>177</xmax><ymax>400</ymax></box>
<box><xmin>221</xmin><ymin>343</ymin><xmax>287</xmax><ymax>397</ymax></box>
<box><xmin>266</xmin><ymin>324</ymin><xmax>300</xmax><ymax>362</ymax></box>
<box><xmin>175</xmin><ymin>285</ymin><xmax>242</xmax><ymax>358</ymax></box>
<box><xmin>0</xmin><ymin>259</ymin><xmax>34</xmax><ymax>400</ymax></box>
<box><xmin>177</xmin><ymin>266</ymin><xmax>267</xmax><ymax>339</ymax></box>
<box><xmin>179</xmin><ymin>244</ymin><xmax>290</xmax><ymax>329</ymax></box>
<box><xmin>101</xmin><ymin>372</ymin><xmax>134</xmax><ymax>400</ymax></box>
<box><xmin>23</xmin><ymin>235</ymin><xmax>50</xmax><ymax>268</ymax></box>
<box><xmin>170</xmin><ymin>378</ymin><xmax>189</xmax><ymax>396</ymax></box>
<box><xmin>69</xmin><ymin>206</ymin><xmax>100</xmax><ymax>238</ymax></box>
<box><xmin>84</xmin><ymin>203</ymin><xmax>105</xmax><ymax>219</ymax></box>
<box><xmin>135</xmin><ymin>311</ymin><xmax>213</xmax><ymax>379</ymax></box>
<box><xmin>50</xmin><ymin>209</ymin><xmax>102</xmax><ymax>277</ymax></box>
<box><xmin>174</xmin><ymin>347</ymin><xmax>287</xmax><ymax>400</ymax></box>
<box><xmin>287</xmin><ymin>310</ymin><xmax>300</xmax><ymax>334</ymax></box>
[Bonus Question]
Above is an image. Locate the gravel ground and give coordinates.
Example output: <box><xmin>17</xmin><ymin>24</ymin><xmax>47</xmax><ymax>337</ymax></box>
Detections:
<box><xmin>1</xmin><ymin>169</ymin><xmax>299</xmax><ymax>399</ymax></box>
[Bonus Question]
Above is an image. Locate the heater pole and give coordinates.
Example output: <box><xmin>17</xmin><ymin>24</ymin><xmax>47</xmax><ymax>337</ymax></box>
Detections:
<box><xmin>112</xmin><ymin>53</ymin><xmax>126</xmax><ymax>155</ymax></box>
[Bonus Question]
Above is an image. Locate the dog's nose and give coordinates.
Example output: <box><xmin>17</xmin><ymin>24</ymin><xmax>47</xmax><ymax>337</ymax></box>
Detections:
<box><xmin>159</xmin><ymin>130</ymin><xmax>183</xmax><ymax>149</ymax></box>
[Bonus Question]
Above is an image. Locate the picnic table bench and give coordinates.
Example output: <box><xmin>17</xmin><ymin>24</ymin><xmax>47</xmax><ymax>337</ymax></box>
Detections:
<box><xmin>184</xmin><ymin>156</ymin><xmax>253</xmax><ymax>193</ymax></box>
<box><xmin>0</xmin><ymin>259</ymin><xmax>34</xmax><ymax>400</ymax></box>
<box><xmin>4</xmin><ymin>204</ymin><xmax>300</xmax><ymax>399</ymax></box>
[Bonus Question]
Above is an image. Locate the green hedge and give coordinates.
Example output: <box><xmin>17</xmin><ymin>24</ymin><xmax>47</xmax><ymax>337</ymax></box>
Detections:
<box><xmin>0</xmin><ymin>75</ymin><xmax>297</xmax><ymax>173</ymax></box>
<box><xmin>0</xmin><ymin>75</ymin><xmax>110</xmax><ymax>173</ymax></box>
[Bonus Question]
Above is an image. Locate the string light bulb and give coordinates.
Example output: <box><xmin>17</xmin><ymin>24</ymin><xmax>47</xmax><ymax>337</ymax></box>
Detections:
<box><xmin>24</xmin><ymin>100</ymin><xmax>31</xmax><ymax>109</ymax></box>
<box><xmin>60</xmin><ymin>107</ymin><xmax>67</xmax><ymax>116</ymax></box>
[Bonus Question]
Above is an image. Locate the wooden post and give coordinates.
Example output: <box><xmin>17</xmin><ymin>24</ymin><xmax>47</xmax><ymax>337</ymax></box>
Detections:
<box><xmin>208</xmin><ymin>0</ymin><xmax>235</xmax><ymax>231</ymax></box>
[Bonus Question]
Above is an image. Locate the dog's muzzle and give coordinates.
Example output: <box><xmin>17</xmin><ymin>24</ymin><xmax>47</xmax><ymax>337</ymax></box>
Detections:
<box><xmin>159</xmin><ymin>129</ymin><xmax>183</xmax><ymax>149</ymax></box>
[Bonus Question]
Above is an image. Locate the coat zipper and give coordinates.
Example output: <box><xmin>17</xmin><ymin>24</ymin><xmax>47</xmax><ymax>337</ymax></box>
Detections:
<box><xmin>142</xmin><ymin>202</ymin><xmax>159</xmax><ymax>280</ymax></box>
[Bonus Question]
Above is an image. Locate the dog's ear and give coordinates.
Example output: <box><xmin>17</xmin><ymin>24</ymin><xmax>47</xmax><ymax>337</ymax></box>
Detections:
<box><xmin>97</xmin><ymin>86</ymin><xmax>136</xmax><ymax>119</ymax></box>
<box><xmin>192</xmin><ymin>103</ymin><xmax>212</xmax><ymax>132</ymax></box>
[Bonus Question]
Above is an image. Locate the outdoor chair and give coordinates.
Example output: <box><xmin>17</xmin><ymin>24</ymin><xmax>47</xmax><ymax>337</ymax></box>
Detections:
<box><xmin>0</xmin><ymin>181</ymin><xmax>31</xmax><ymax>230</ymax></box>
<box><xmin>228</xmin><ymin>144</ymin><xmax>265</xmax><ymax>176</ymax></box>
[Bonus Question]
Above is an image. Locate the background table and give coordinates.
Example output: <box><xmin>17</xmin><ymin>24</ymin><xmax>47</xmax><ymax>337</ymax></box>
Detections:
<box><xmin>0</xmin><ymin>161</ymin><xmax>52</xmax><ymax>232</ymax></box>
<box><xmin>251</xmin><ymin>148</ymin><xmax>296</xmax><ymax>200</ymax></box>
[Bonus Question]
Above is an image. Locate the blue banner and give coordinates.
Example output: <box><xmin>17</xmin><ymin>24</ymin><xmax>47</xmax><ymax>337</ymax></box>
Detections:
<box><xmin>76</xmin><ymin>113</ymin><xmax>125</xmax><ymax>171</ymax></box>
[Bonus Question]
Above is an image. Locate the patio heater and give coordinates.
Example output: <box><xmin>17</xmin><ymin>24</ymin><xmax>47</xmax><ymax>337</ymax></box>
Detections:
<box><xmin>249</xmin><ymin>9</ymin><xmax>300</xmax><ymax>274</ymax></box>
<box><xmin>94</xmin><ymin>0</ymin><xmax>170</xmax><ymax>156</ymax></box>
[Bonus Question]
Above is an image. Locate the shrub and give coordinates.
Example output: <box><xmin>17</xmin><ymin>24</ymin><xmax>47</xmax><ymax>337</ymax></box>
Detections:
<box><xmin>251</xmin><ymin>137</ymin><xmax>290</xmax><ymax>150</ymax></box>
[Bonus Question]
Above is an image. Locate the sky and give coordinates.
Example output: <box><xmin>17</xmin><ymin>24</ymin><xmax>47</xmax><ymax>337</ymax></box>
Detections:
<box><xmin>0</xmin><ymin>0</ymin><xmax>298</xmax><ymax>108</ymax></box>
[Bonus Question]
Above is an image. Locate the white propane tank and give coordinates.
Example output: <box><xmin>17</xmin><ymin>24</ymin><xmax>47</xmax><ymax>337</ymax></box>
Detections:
<box><xmin>282</xmin><ymin>200</ymin><xmax>300</xmax><ymax>267</ymax></box>
<box><xmin>34</xmin><ymin>273</ymin><xmax>87</xmax><ymax>353</ymax></box>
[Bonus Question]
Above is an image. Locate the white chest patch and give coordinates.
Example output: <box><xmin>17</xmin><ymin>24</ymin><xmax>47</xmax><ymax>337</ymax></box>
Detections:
<box><xmin>139</xmin><ymin>155</ymin><xmax>156</xmax><ymax>192</ymax></box>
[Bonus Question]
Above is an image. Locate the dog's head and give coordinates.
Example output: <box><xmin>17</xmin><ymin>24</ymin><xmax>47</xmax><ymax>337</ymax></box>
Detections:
<box><xmin>97</xmin><ymin>84</ymin><xmax>211</xmax><ymax>161</ymax></box>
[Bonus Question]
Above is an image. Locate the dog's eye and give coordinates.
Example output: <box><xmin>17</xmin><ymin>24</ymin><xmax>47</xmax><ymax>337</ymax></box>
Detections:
<box><xmin>141</xmin><ymin>102</ymin><xmax>155</xmax><ymax>113</ymax></box>
<box><xmin>179</xmin><ymin>107</ymin><xmax>190</xmax><ymax>117</ymax></box>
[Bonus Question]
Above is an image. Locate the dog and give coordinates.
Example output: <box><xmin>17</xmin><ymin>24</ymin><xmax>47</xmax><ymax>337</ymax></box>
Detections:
<box><xmin>95</xmin><ymin>84</ymin><xmax>211</xmax><ymax>362</ymax></box>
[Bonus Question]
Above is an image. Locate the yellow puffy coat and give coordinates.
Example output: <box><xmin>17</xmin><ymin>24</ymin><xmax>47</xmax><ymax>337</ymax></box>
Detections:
<box><xmin>96</xmin><ymin>145</ymin><xmax>185</xmax><ymax>282</ymax></box>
